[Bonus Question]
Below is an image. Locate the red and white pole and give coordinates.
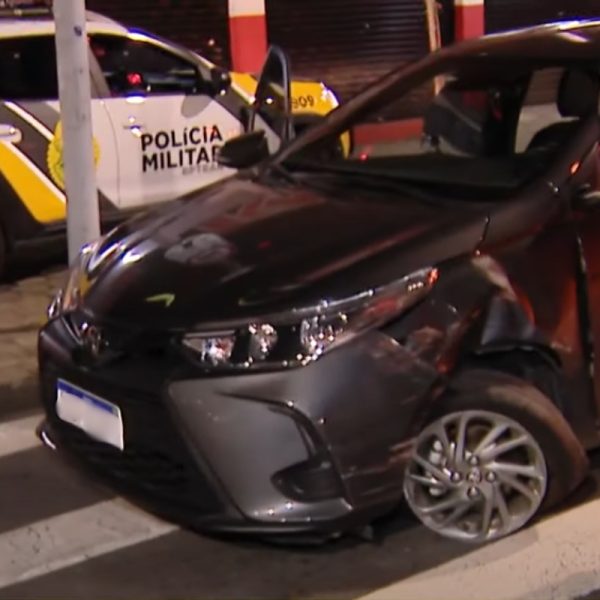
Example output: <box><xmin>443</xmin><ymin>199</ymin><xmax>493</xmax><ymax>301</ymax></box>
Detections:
<box><xmin>454</xmin><ymin>0</ymin><xmax>485</xmax><ymax>41</ymax></box>
<box><xmin>228</xmin><ymin>0</ymin><xmax>268</xmax><ymax>73</ymax></box>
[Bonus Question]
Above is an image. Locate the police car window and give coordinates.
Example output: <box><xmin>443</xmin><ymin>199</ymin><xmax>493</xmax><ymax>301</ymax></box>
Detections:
<box><xmin>90</xmin><ymin>34</ymin><xmax>203</xmax><ymax>97</ymax></box>
<box><xmin>0</xmin><ymin>36</ymin><xmax>58</xmax><ymax>100</ymax></box>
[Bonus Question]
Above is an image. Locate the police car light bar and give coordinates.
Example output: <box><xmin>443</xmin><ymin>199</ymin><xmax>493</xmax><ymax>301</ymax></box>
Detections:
<box><xmin>0</xmin><ymin>0</ymin><xmax>52</xmax><ymax>18</ymax></box>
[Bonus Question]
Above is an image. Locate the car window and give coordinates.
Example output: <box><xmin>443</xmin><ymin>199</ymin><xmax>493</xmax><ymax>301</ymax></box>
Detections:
<box><xmin>515</xmin><ymin>68</ymin><xmax>571</xmax><ymax>153</ymax></box>
<box><xmin>0</xmin><ymin>36</ymin><xmax>58</xmax><ymax>100</ymax></box>
<box><xmin>279</xmin><ymin>60</ymin><xmax>600</xmax><ymax>201</ymax></box>
<box><xmin>348</xmin><ymin>74</ymin><xmax>526</xmax><ymax>161</ymax></box>
<box><xmin>89</xmin><ymin>34</ymin><xmax>204</xmax><ymax>97</ymax></box>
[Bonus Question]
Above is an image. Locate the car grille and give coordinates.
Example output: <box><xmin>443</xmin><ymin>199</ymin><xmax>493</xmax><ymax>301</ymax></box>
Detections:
<box><xmin>40</xmin><ymin>363</ymin><xmax>223</xmax><ymax>517</ymax></box>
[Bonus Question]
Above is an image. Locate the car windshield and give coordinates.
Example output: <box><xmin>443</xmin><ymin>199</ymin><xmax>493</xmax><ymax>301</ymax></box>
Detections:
<box><xmin>270</xmin><ymin>56</ymin><xmax>600</xmax><ymax>201</ymax></box>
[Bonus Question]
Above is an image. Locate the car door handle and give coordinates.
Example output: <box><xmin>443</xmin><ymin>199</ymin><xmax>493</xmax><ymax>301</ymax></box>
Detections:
<box><xmin>122</xmin><ymin>124</ymin><xmax>146</xmax><ymax>140</ymax></box>
<box><xmin>0</xmin><ymin>124</ymin><xmax>22</xmax><ymax>143</ymax></box>
<box><xmin>123</xmin><ymin>123</ymin><xmax>146</xmax><ymax>131</ymax></box>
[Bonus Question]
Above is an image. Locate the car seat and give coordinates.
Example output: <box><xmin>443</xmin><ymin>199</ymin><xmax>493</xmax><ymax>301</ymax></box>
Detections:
<box><xmin>527</xmin><ymin>68</ymin><xmax>599</xmax><ymax>151</ymax></box>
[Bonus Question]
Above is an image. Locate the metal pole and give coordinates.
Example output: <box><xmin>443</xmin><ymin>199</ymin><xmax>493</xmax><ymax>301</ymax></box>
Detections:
<box><xmin>53</xmin><ymin>0</ymin><xmax>100</xmax><ymax>263</ymax></box>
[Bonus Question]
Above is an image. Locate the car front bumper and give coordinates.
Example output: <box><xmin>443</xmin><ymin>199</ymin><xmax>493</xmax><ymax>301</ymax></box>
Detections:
<box><xmin>37</xmin><ymin>314</ymin><xmax>439</xmax><ymax>536</ymax></box>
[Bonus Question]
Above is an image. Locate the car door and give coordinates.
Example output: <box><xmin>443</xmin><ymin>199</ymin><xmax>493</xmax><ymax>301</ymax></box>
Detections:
<box><xmin>567</xmin><ymin>118</ymin><xmax>600</xmax><ymax>414</ymax></box>
<box><xmin>89</xmin><ymin>32</ymin><xmax>246</xmax><ymax>209</ymax></box>
<box><xmin>0</xmin><ymin>34</ymin><xmax>119</xmax><ymax>225</ymax></box>
<box><xmin>509</xmin><ymin>66</ymin><xmax>600</xmax><ymax>438</ymax></box>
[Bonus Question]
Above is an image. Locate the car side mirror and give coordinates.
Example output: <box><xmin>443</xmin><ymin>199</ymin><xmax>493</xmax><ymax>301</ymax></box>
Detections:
<box><xmin>210</xmin><ymin>66</ymin><xmax>231</xmax><ymax>95</ymax></box>
<box><xmin>216</xmin><ymin>130</ymin><xmax>270</xmax><ymax>169</ymax></box>
<box><xmin>248</xmin><ymin>46</ymin><xmax>293</xmax><ymax>142</ymax></box>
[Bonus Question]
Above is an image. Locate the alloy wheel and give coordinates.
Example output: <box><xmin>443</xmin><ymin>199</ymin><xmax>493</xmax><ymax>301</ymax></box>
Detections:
<box><xmin>404</xmin><ymin>410</ymin><xmax>548</xmax><ymax>542</ymax></box>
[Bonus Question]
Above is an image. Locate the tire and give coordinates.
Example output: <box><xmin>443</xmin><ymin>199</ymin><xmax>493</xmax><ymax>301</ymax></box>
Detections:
<box><xmin>403</xmin><ymin>369</ymin><xmax>588</xmax><ymax>543</ymax></box>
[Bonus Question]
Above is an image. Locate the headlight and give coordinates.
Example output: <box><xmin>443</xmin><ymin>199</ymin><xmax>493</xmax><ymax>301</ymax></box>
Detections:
<box><xmin>181</xmin><ymin>267</ymin><xmax>438</xmax><ymax>370</ymax></box>
<box><xmin>46</xmin><ymin>236</ymin><xmax>112</xmax><ymax>320</ymax></box>
<box><xmin>300</xmin><ymin>313</ymin><xmax>347</xmax><ymax>357</ymax></box>
<box><xmin>249</xmin><ymin>323</ymin><xmax>278</xmax><ymax>361</ymax></box>
<box><xmin>182</xmin><ymin>333</ymin><xmax>236</xmax><ymax>366</ymax></box>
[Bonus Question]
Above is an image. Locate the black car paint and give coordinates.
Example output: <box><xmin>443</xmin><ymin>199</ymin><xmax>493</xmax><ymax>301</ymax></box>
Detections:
<box><xmin>38</xmin><ymin>21</ymin><xmax>600</xmax><ymax>535</ymax></box>
<box><xmin>76</xmin><ymin>177</ymin><xmax>489</xmax><ymax>327</ymax></box>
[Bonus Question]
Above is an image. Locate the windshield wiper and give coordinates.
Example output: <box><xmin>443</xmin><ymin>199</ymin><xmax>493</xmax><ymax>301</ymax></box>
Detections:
<box><xmin>286</xmin><ymin>161</ymin><xmax>442</xmax><ymax>205</ymax></box>
<box><xmin>257</xmin><ymin>161</ymin><xmax>299</xmax><ymax>186</ymax></box>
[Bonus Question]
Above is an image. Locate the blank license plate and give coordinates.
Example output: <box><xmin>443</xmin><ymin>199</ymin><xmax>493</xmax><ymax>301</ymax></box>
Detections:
<box><xmin>56</xmin><ymin>380</ymin><xmax>124</xmax><ymax>450</ymax></box>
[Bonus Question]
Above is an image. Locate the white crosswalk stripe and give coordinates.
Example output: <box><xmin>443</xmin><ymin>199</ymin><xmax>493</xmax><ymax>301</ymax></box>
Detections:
<box><xmin>0</xmin><ymin>410</ymin><xmax>179</xmax><ymax>589</ymax></box>
<box><xmin>1</xmin><ymin>408</ymin><xmax>599</xmax><ymax>598</ymax></box>
<box><xmin>358</xmin><ymin>495</ymin><xmax>600</xmax><ymax>600</ymax></box>
<box><xmin>0</xmin><ymin>498</ymin><xmax>178</xmax><ymax>589</ymax></box>
<box><xmin>0</xmin><ymin>413</ymin><xmax>43</xmax><ymax>458</ymax></box>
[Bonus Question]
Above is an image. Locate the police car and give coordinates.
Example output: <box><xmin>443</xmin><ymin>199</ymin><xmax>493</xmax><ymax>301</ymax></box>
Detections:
<box><xmin>0</xmin><ymin>1</ymin><xmax>343</xmax><ymax>274</ymax></box>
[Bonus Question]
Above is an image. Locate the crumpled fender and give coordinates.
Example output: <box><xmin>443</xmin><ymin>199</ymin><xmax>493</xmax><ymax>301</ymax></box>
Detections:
<box><xmin>382</xmin><ymin>254</ymin><xmax>572</xmax><ymax>436</ymax></box>
<box><xmin>385</xmin><ymin>254</ymin><xmax>559</xmax><ymax>375</ymax></box>
<box><xmin>469</xmin><ymin>255</ymin><xmax>555</xmax><ymax>357</ymax></box>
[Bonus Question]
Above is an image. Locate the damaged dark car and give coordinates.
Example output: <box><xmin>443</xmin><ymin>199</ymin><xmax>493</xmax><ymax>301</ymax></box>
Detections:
<box><xmin>38</xmin><ymin>21</ymin><xmax>600</xmax><ymax>543</ymax></box>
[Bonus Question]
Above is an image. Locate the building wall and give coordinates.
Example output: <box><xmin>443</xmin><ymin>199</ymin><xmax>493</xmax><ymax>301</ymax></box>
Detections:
<box><xmin>485</xmin><ymin>0</ymin><xmax>600</xmax><ymax>33</ymax></box>
<box><xmin>265</xmin><ymin>0</ymin><xmax>431</xmax><ymax>105</ymax></box>
<box><xmin>87</xmin><ymin>0</ymin><xmax>600</xmax><ymax>90</ymax></box>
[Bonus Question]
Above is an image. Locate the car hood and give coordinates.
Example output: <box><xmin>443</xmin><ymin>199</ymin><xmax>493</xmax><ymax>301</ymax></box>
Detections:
<box><xmin>79</xmin><ymin>177</ymin><xmax>488</xmax><ymax>329</ymax></box>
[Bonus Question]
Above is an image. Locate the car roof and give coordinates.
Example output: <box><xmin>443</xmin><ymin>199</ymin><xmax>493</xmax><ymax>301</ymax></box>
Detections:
<box><xmin>0</xmin><ymin>9</ymin><xmax>128</xmax><ymax>38</ymax></box>
<box><xmin>449</xmin><ymin>19</ymin><xmax>600</xmax><ymax>62</ymax></box>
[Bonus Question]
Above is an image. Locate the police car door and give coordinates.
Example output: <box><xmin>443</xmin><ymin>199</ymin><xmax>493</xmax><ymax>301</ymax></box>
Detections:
<box><xmin>89</xmin><ymin>32</ymin><xmax>244</xmax><ymax>209</ymax></box>
<box><xmin>0</xmin><ymin>34</ymin><xmax>119</xmax><ymax>227</ymax></box>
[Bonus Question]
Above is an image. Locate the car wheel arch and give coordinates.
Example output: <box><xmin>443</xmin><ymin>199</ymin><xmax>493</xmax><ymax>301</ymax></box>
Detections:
<box><xmin>404</xmin><ymin>367</ymin><xmax>589</xmax><ymax>542</ymax></box>
<box><xmin>444</xmin><ymin>289</ymin><xmax>563</xmax><ymax>404</ymax></box>
<box><xmin>410</xmin><ymin>344</ymin><xmax>566</xmax><ymax>442</ymax></box>
<box><xmin>454</xmin><ymin>346</ymin><xmax>564</xmax><ymax>409</ymax></box>
<box><xmin>443</xmin><ymin>369</ymin><xmax>589</xmax><ymax>499</ymax></box>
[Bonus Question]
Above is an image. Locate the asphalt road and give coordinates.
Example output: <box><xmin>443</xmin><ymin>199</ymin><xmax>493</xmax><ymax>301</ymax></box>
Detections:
<box><xmin>0</xmin><ymin>401</ymin><xmax>474</xmax><ymax>599</ymax></box>
<box><xmin>0</xmin><ymin>259</ymin><xmax>600</xmax><ymax>600</ymax></box>
<box><xmin>2</xmin><ymin>395</ymin><xmax>600</xmax><ymax>600</ymax></box>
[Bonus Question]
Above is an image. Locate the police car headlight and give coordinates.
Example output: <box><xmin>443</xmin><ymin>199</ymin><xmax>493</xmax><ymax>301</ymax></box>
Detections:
<box><xmin>180</xmin><ymin>267</ymin><xmax>438</xmax><ymax>371</ymax></box>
